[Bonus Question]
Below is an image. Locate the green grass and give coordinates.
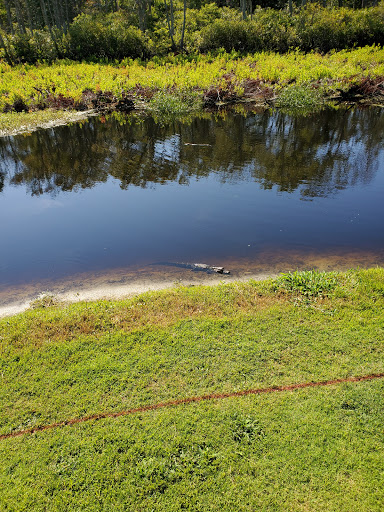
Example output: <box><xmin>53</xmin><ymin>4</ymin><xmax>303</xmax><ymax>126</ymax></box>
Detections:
<box><xmin>276</xmin><ymin>269</ymin><xmax>339</xmax><ymax>298</ymax></box>
<box><xmin>1</xmin><ymin>382</ymin><xmax>383</xmax><ymax>511</ymax></box>
<box><xmin>149</xmin><ymin>89</ymin><xmax>202</xmax><ymax>121</ymax></box>
<box><xmin>1</xmin><ymin>268</ymin><xmax>384</xmax><ymax>510</ymax></box>
<box><xmin>274</xmin><ymin>84</ymin><xmax>324</xmax><ymax>114</ymax></box>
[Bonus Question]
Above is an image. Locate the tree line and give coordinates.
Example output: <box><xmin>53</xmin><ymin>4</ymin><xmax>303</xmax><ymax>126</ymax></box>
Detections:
<box><xmin>0</xmin><ymin>0</ymin><xmax>382</xmax><ymax>63</ymax></box>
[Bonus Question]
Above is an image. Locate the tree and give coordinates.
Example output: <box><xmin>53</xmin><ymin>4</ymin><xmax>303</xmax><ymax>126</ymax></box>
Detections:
<box><xmin>0</xmin><ymin>0</ymin><xmax>85</xmax><ymax>34</ymax></box>
<box><xmin>163</xmin><ymin>0</ymin><xmax>188</xmax><ymax>50</ymax></box>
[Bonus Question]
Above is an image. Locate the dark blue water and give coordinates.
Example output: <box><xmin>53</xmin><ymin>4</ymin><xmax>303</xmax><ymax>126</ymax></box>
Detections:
<box><xmin>1</xmin><ymin>108</ymin><xmax>383</xmax><ymax>291</ymax></box>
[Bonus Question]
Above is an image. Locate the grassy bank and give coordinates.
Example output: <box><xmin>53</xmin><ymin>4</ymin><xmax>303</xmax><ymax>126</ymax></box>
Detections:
<box><xmin>1</xmin><ymin>46</ymin><xmax>384</xmax><ymax>134</ymax></box>
<box><xmin>1</xmin><ymin>269</ymin><xmax>384</xmax><ymax>510</ymax></box>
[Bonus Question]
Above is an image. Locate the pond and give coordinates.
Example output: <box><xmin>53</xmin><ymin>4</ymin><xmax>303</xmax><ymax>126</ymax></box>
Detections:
<box><xmin>1</xmin><ymin>107</ymin><xmax>384</xmax><ymax>309</ymax></box>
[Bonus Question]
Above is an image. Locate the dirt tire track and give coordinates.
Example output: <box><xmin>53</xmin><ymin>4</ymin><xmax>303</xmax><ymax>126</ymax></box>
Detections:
<box><xmin>2</xmin><ymin>373</ymin><xmax>383</xmax><ymax>441</ymax></box>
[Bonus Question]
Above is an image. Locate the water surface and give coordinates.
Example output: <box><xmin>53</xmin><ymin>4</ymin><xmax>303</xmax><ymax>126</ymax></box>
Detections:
<box><xmin>1</xmin><ymin>108</ymin><xmax>383</xmax><ymax>303</ymax></box>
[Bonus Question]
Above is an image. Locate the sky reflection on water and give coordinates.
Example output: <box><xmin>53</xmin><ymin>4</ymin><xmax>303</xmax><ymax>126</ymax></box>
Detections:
<box><xmin>0</xmin><ymin>107</ymin><xmax>383</xmax><ymax>289</ymax></box>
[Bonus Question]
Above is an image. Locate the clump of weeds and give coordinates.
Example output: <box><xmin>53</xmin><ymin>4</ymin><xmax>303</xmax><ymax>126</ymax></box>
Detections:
<box><xmin>275</xmin><ymin>270</ymin><xmax>338</xmax><ymax>300</ymax></box>
<box><xmin>148</xmin><ymin>89</ymin><xmax>202</xmax><ymax>121</ymax></box>
<box><xmin>29</xmin><ymin>292</ymin><xmax>62</xmax><ymax>310</ymax></box>
<box><xmin>275</xmin><ymin>83</ymin><xmax>324</xmax><ymax>114</ymax></box>
<box><xmin>231</xmin><ymin>414</ymin><xmax>265</xmax><ymax>444</ymax></box>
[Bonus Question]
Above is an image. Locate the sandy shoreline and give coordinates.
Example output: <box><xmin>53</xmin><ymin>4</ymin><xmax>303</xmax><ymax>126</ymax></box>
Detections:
<box><xmin>0</xmin><ymin>270</ymin><xmax>274</xmax><ymax>318</ymax></box>
<box><xmin>0</xmin><ymin>110</ymin><xmax>98</xmax><ymax>138</ymax></box>
<box><xmin>2</xmin><ymin>246</ymin><xmax>384</xmax><ymax>319</ymax></box>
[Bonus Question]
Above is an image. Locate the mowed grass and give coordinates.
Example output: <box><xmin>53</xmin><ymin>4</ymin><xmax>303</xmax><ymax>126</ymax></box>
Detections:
<box><xmin>1</xmin><ymin>382</ymin><xmax>383</xmax><ymax>511</ymax></box>
<box><xmin>1</xmin><ymin>268</ymin><xmax>384</xmax><ymax>510</ymax></box>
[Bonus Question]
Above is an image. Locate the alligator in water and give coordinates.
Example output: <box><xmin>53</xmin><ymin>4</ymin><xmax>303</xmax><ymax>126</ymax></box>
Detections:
<box><xmin>155</xmin><ymin>262</ymin><xmax>230</xmax><ymax>274</ymax></box>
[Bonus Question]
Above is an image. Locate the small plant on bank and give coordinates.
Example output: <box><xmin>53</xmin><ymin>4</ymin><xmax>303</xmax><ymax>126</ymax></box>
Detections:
<box><xmin>29</xmin><ymin>292</ymin><xmax>61</xmax><ymax>310</ymax></box>
<box><xmin>148</xmin><ymin>89</ymin><xmax>202</xmax><ymax>120</ymax></box>
<box><xmin>231</xmin><ymin>414</ymin><xmax>265</xmax><ymax>444</ymax></box>
<box><xmin>275</xmin><ymin>84</ymin><xmax>324</xmax><ymax>114</ymax></box>
<box><xmin>275</xmin><ymin>270</ymin><xmax>338</xmax><ymax>299</ymax></box>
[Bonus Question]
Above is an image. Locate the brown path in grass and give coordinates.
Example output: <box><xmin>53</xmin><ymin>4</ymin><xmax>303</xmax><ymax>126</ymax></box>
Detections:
<box><xmin>2</xmin><ymin>373</ymin><xmax>384</xmax><ymax>441</ymax></box>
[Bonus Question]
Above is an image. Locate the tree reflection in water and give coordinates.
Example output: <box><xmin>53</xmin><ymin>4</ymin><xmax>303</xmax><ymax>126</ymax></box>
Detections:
<box><xmin>0</xmin><ymin>108</ymin><xmax>383</xmax><ymax>198</ymax></box>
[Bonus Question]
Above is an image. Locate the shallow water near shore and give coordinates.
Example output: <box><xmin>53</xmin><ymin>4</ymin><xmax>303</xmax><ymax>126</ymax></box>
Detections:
<box><xmin>1</xmin><ymin>107</ymin><xmax>384</xmax><ymax>314</ymax></box>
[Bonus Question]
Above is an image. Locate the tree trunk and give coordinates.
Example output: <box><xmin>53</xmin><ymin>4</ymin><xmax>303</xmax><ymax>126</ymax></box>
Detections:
<box><xmin>4</xmin><ymin>0</ymin><xmax>14</xmax><ymax>34</ymax></box>
<box><xmin>25</xmin><ymin>0</ymin><xmax>36</xmax><ymax>31</ymax></box>
<box><xmin>14</xmin><ymin>0</ymin><xmax>27</xmax><ymax>33</ymax></box>
<box><xmin>39</xmin><ymin>0</ymin><xmax>52</xmax><ymax>34</ymax></box>
<box><xmin>46</xmin><ymin>0</ymin><xmax>56</xmax><ymax>30</ymax></box>
<box><xmin>64</xmin><ymin>0</ymin><xmax>71</xmax><ymax>27</ymax></box>
<box><xmin>164</xmin><ymin>0</ymin><xmax>176</xmax><ymax>50</ymax></box>
<box><xmin>240</xmin><ymin>0</ymin><xmax>246</xmax><ymax>20</ymax></box>
<box><xmin>51</xmin><ymin>0</ymin><xmax>63</xmax><ymax>30</ymax></box>
<box><xmin>137</xmin><ymin>0</ymin><xmax>147</xmax><ymax>31</ymax></box>
<box><xmin>180</xmin><ymin>0</ymin><xmax>187</xmax><ymax>50</ymax></box>
<box><xmin>39</xmin><ymin>0</ymin><xmax>61</xmax><ymax>57</ymax></box>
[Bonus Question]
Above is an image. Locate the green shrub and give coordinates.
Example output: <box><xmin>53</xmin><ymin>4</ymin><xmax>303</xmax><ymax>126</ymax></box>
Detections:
<box><xmin>200</xmin><ymin>5</ymin><xmax>384</xmax><ymax>55</ymax></box>
<box><xmin>2</xmin><ymin>29</ymin><xmax>62</xmax><ymax>63</ymax></box>
<box><xmin>296</xmin><ymin>6</ymin><xmax>351</xmax><ymax>52</ymax></box>
<box><xmin>200</xmin><ymin>19</ymin><xmax>252</xmax><ymax>53</ymax></box>
<box><xmin>296</xmin><ymin>4</ymin><xmax>384</xmax><ymax>52</ymax></box>
<box><xmin>68</xmin><ymin>14</ymin><xmax>105</xmax><ymax>60</ymax></box>
<box><xmin>178</xmin><ymin>4</ymin><xmax>238</xmax><ymax>53</ymax></box>
<box><xmin>255</xmin><ymin>9</ymin><xmax>298</xmax><ymax>52</ymax></box>
<box><xmin>2</xmin><ymin>4</ymin><xmax>384</xmax><ymax>64</ymax></box>
<box><xmin>275</xmin><ymin>84</ymin><xmax>323</xmax><ymax>112</ymax></box>
<box><xmin>68</xmin><ymin>12</ymin><xmax>149</xmax><ymax>61</ymax></box>
<box><xmin>276</xmin><ymin>270</ymin><xmax>338</xmax><ymax>298</ymax></box>
<box><xmin>149</xmin><ymin>89</ymin><xmax>202</xmax><ymax>120</ymax></box>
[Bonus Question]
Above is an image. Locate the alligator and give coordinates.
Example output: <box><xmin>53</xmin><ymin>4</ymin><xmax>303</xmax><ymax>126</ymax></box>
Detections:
<box><xmin>155</xmin><ymin>262</ymin><xmax>230</xmax><ymax>274</ymax></box>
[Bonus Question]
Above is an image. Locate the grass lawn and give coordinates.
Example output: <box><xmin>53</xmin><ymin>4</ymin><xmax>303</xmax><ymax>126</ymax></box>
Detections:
<box><xmin>1</xmin><ymin>268</ymin><xmax>384</xmax><ymax>510</ymax></box>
